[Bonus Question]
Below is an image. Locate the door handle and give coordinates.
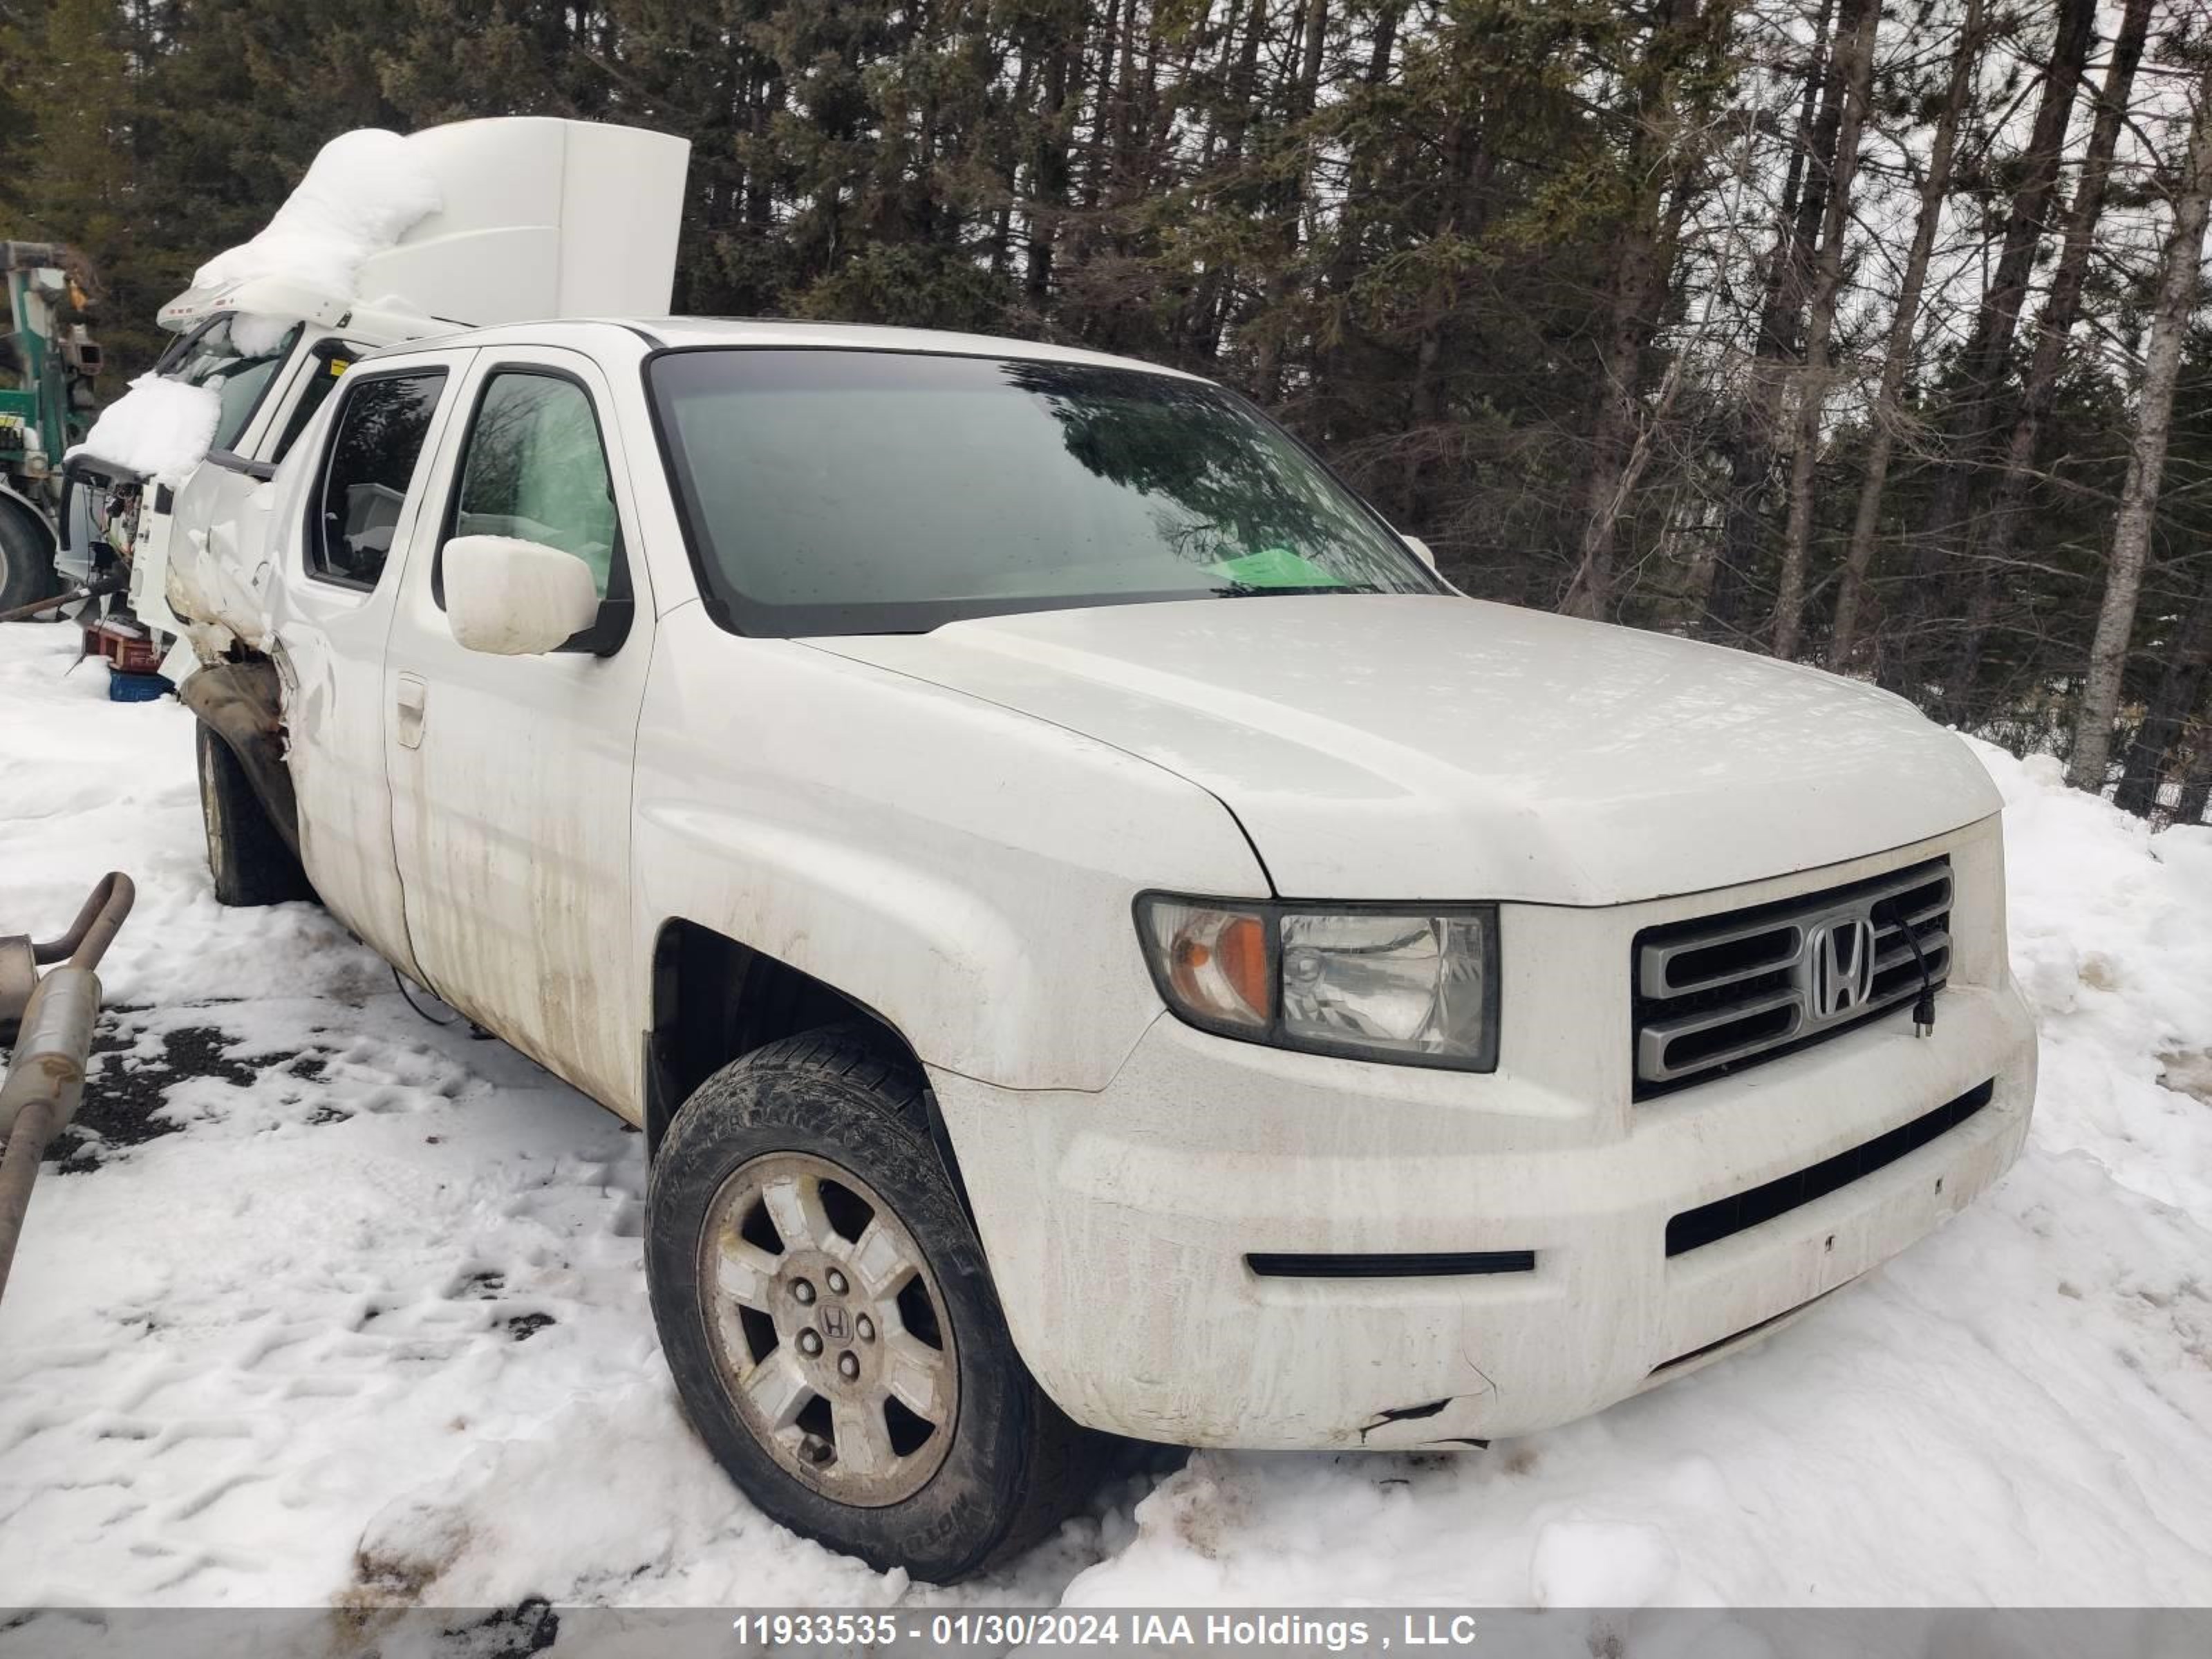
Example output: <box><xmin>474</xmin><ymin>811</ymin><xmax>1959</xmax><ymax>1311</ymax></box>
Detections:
<box><xmin>395</xmin><ymin>673</ymin><xmax>427</xmax><ymax>750</ymax></box>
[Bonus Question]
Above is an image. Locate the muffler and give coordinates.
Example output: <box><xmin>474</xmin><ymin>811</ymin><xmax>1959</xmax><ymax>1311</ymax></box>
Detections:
<box><xmin>0</xmin><ymin>872</ymin><xmax>135</xmax><ymax>1307</ymax></box>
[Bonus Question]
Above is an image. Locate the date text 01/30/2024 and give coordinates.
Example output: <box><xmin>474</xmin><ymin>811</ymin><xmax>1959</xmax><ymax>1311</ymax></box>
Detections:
<box><xmin>727</xmin><ymin>1611</ymin><xmax>1487</xmax><ymax>1651</ymax></box>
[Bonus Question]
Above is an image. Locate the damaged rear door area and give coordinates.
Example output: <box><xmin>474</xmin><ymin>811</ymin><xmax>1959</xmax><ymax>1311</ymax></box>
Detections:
<box><xmin>269</xmin><ymin>351</ymin><xmax>469</xmax><ymax>977</ymax></box>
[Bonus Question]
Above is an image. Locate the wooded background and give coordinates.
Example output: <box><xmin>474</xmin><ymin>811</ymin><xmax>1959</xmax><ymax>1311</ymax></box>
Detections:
<box><xmin>6</xmin><ymin>0</ymin><xmax>2212</xmax><ymax>821</ymax></box>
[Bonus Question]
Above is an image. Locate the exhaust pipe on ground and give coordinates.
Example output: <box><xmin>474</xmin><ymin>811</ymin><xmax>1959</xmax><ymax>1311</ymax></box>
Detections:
<box><xmin>0</xmin><ymin>872</ymin><xmax>135</xmax><ymax>1307</ymax></box>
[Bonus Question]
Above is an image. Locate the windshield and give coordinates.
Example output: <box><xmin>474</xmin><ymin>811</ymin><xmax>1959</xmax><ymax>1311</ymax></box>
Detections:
<box><xmin>153</xmin><ymin>313</ymin><xmax>303</xmax><ymax>453</ymax></box>
<box><xmin>647</xmin><ymin>348</ymin><xmax>1441</xmax><ymax>635</ymax></box>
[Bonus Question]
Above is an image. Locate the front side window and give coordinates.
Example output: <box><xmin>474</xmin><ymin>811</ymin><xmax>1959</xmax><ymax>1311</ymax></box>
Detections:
<box><xmin>155</xmin><ymin>312</ymin><xmax>304</xmax><ymax>452</ymax></box>
<box><xmin>310</xmin><ymin>369</ymin><xmax>447</xmax><ymax>589</ymax></box>
<box><xmin>448</xmin><ymin>371</ymin><xmax>623</xmax><ymax>599</ymax></box>
<box><xmin>646</xmin><ymin>348</ymin><xmax>1441</xmax><ymax>637</ymax></box>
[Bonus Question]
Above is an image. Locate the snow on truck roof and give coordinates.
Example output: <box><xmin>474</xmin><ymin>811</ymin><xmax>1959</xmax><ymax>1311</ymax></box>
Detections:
<box><xmin>80</xmin><ymin>120</ymin><xmax>693</xmax><ymax>483</ymax></box>
<box><xmin>147</xmin><ymin>117</ymin><xmax>1191</xmax><ymax>383</ymax></box>
<box><xmin>159</xmin><ymin>119</ymin><xmax>691</xmax><ymax>338</ymax></box>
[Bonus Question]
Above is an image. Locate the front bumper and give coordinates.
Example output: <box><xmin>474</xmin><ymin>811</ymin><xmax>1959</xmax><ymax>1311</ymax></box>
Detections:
<box><xmin>930</xmin><ymin>821</ymin><xmax>2038</xmax><ymax>1450</ymax></box>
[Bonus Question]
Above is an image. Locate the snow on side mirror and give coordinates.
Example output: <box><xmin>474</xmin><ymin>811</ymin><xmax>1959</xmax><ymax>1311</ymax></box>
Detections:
<box><xmin>1403</xmin><ymin>534</ymin><xmax>1438</xmax><ymax>572</ymax></box>
<box><xmin>444</xmin><ymin>534</ymin><xmax>601</xmax><ymax>656</ymax></box>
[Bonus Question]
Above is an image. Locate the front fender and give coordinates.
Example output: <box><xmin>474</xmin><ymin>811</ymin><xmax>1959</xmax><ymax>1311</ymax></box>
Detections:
<box><xmin>633</xmin><ymin>610</ymin><xmax>1269</xmax><ymax>1091</ymax></box>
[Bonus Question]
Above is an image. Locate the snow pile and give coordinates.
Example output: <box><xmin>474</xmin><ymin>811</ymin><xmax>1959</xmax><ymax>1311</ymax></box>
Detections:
<box><xmin>64</xmin><ymin>130</ymin><xmax>440</xmax><ymax>485</ymax></box>
<box><xmin>66</xmin><ymin>373</ymin><xmax>222</xmax><ymax>485</ymax></box>
<box><xmin>191</xmin><ymin>128</ymin><xmax>442</xmax><ymax>353</ymax></box>
<box><xmin>1</xmin><ymin>630</ymin><xmax>2209</xmax><ymax>1611</ymax></box>
<box><xmin>1969</xmin><ymin>739</ymin><xmax>2212</xmax><ymax>1213</ymax></box>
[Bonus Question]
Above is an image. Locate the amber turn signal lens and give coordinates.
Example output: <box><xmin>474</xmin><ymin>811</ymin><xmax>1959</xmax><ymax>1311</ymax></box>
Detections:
<box><xmin>1212</xmin><ymin>914</ymin><xmax>1271</xmax><ymax>1015</ymax></box>
<box><xmin>1141</xmin><ymin>899</ymin><xmax>1275</xmax><ymax>1031</ymax></box>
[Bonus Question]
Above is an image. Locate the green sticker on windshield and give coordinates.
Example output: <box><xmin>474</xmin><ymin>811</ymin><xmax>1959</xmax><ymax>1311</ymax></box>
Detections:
<box><xmin>1208</xmin><ymin>546</ymin><xmax>1347</xmax><ymax>588</ymax></box>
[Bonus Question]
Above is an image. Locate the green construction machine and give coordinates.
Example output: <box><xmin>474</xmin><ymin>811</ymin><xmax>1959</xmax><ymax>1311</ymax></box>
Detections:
<box><xmin>1</xmin><ymin>241</ymin><xmax>102</xmax><ymax>612</ymax></box>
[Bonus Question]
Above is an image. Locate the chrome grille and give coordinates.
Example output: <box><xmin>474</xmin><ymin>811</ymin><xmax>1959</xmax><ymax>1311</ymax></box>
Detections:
<box><xmin>1632</xmin><ymin>857</ymin><xmax>1951</xmax><ymax>1098</ymax></box>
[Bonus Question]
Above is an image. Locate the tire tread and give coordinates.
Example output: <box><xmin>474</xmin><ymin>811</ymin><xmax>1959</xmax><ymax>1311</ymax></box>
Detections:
<box><xmin>197</xmin><ymin>722</ymin><xmax>312</xmax><ymax>907</ymax></box>
<box><xmin>648</xmin><ymin>1024</ymin><xmax>1098</xmax><ymax>1581</ymax></box>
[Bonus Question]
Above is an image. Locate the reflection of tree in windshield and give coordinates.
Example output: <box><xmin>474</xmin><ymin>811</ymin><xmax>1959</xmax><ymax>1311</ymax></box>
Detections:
<box><xmin>643</xmin><ymin>346</ymin><xmax>1436</xmax><ymax>635</ymax></box>
<box><xmin>1001</xmin><ymin>361</ymin><xmax>1381</xmax><ymax>592</ymax></box>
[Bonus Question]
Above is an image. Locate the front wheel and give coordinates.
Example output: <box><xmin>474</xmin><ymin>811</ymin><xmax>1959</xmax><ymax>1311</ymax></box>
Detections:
<box><xmin>646</xmin><ymin>1027</ymin><xmax>1098</xmax><ymax>1580</ymax></box>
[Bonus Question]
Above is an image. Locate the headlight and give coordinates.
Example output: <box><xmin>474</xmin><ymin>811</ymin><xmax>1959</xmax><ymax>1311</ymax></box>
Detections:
<box><xmin>1135</xmin><ymin>894</ymin><xmax>1498</xmax><ymax>1070</ymax></box>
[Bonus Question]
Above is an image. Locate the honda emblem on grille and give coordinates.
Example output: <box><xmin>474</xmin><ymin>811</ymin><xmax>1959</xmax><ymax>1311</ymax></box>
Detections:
<box><xmin>1806</xmin><ymin>915</ymin><xmax>1878</xmax><ymax>1020</ymax></box>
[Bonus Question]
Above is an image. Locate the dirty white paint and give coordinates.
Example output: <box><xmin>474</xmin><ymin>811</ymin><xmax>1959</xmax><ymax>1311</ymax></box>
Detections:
<box><xmin>442</xmin><ymin>536</ymin><xmax>601</xmax><ymax>657</ymax></box>
<box><xmin>378</xmin><ymin>346</ymin><xmax>657</xmax><ymax>1114</ymax></box>
<box><xmin>822</xmin><ymin>599</ymin><xmax>2003</xmax><ymax>906</ymax></box>
<box><xmin>935</xmin><ymin>818</ymin><xmax>2034</xmax><ymax>1448</ymax></box>
<box><xmin>173</xmin><ymin>316</ymin><xmax>2039</xmax><ymax>1465</ymax></box>
<box><xmin>5</xmin><ymin>628</ymin><xmax>2211</xmax><ymax>1607</ymax></box>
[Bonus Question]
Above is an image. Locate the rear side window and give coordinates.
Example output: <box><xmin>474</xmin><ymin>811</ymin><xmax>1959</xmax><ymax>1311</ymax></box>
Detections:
<box><xmin>310</xmin><ymin>368</ymin><xmax>447</xmax><ymax>590</ymax></box>
<box><xmin>448</xmin><ymin>371</ymin><xmax>624</xmax><ymax>598</ymax></box>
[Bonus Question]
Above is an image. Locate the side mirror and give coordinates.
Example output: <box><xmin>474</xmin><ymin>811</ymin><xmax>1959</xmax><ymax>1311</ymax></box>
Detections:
<box><xmin>1403</xmin><ymin>534</ymin><xmax>1438</xmax><ymax>572</ymax></box>
<box><xmin>444</xmin><ymin>534</ymin><xmax>601</xmax><ymax>656</ymax></box>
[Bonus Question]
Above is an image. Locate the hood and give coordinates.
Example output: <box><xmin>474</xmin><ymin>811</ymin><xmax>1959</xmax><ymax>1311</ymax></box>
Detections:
<box><xmin>812</xmin><ymin>595</ymin><xmax>2000</xmax><ymax>906</ymax></box>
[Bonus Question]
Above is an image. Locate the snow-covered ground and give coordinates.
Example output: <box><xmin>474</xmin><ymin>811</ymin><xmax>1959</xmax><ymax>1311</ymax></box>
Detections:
<box><xmin>3</xmin><ymin>621</ymin><xmax>2211</xmax><ymax>1611</ymax></box>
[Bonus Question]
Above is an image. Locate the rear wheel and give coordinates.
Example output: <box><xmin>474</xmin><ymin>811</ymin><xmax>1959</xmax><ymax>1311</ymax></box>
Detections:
<box><xmin>196</xmin><ymin>722</ymin><xmax>312</xmax><ymax>906</ymax></box>
<box><xmin>647</xmin><ymin>1027</ymin><xmax>1098</xmax><ymax>1580</ymax></box>
<box><xmin>0</xmin><ymin>505</ymin><xmax>59</xmax><ymax>618</ymax></box>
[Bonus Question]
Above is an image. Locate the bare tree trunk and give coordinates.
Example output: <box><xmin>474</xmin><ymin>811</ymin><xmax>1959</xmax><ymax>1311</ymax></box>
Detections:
<box><xmin>1562</xmin><ymin>185</ymin><xmax>1688</xmax><ymax>619</ymax></box>
<box><xmin>2068</xmin><ymin>70</ymin><xmax>2212</xmax><ymax>793</ymax></box>
<box><xmin>2178</xmin><ymin>742</ymin><xmax>2212</xmax><ymax>827</ymax></box>
<box><xmin>1059</xmin><ymin>0</ymin><xmax>1124</xmax><ymax>290</ymax></box>
<box><xmin>1252</xmin><ymin>0</ymin><xmax>1329</xmax><ymax>404</ymax></box>
<box><xmin>1024</xmin><ymin>19</ymin><xmax>1085</xmax><ymax>307</ymax></box>
<box><xmin>1400</xmin><ymin>112</ymin><xmax>1492</xmax><ymax>524</ymax></box>
<box><xmin>1703</xmin><ymin>0</ymin><xmax>1841</xmax><ymax>640</ymax></box>
<box><xmin>1183</xmin><ymin>0</ymin><xmax>1271</xmax><ymax>359</ymax></box>
<box><xmin>1562</xmin><ymin>0</ymin><xmax>1730</xmax><ymax>621</ymax></box>
<box><xmin>1900</xmin><ymin>0</ymin><xmax>2094</xmax><ymax>677</ymax></box>
<box><xmin>1827</xmin><ymin>0</ymin><xmax>1983</xmax><ymax>668</ymax></box>
<box><xmin>1320</xmin><ymin>0</ymin><xmax>1407</xmax><ymax>391</ymax></box>
<box><xmin>993</xmin><ymin>50</ymin><xmax>1039</xmax><ymax>280</ymax></box>
<box><xmin>1110</xmin><ymin>0</ymin><xmax>1141</xmax><ymax>200</ymax></box>
<box><xmin>1951</xmin><ymin>0</ymin><xmax>2153</xmax><ymax>695</ymax></box>
<box><xmin>1770</xmin><ymin>0</ymin><xmax>1880</xmax><ymax>660</ymax></box>
<box><xmin>2115</xmin><ymin>572</ymin><xmax>2212</xmax><ymax>816</ymax></box>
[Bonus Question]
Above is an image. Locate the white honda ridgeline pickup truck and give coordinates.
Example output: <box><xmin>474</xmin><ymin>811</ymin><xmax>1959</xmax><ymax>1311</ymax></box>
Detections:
<box><xmin>176</xmin><ymin>317</ymin><xmax>2035</xmax><ymax>1580</ymax></box>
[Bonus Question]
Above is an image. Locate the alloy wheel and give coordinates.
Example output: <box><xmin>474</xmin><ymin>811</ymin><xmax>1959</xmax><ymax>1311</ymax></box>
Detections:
<box><xmin>698</xmin><ymin>1150</ymin><xmax>959</xmax><ymax>1506</ymax></box>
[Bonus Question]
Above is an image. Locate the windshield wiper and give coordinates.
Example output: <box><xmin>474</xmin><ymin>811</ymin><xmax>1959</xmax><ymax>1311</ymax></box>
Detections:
<box><xmin>1209</xmin><ymin>583</ymin><xmax>1379</xmax><ymax>599</ymax></box>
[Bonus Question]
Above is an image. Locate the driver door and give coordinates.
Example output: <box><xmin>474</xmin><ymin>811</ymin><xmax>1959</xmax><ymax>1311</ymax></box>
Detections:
<box><xmin>382</xmin><ymin>348</ymin><xmax>656</xmax><ymax>1113</ymax></box>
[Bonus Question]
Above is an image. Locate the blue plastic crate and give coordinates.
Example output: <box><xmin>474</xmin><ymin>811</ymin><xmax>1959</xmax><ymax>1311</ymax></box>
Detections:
<box><xmin>108</xmin><ymin>671</ymin><xmax>174</xmax><ymax>703</ymax></box>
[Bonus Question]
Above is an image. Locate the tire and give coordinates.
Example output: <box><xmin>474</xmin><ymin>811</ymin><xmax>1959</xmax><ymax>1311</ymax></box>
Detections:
<box><xmin>196</xmin><ymin>721</ymin><xmax>312</xmax><ymax>906</ymax></box>
<box><xmin>647</xmin><ymin>1025</ymin><xmax>1098</xmax><ymax>1581</ymax></box>
<box><xmin>0</xmin><ymin>503</ymin><xmax>59</xmax><ymax>619</ymax></box>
